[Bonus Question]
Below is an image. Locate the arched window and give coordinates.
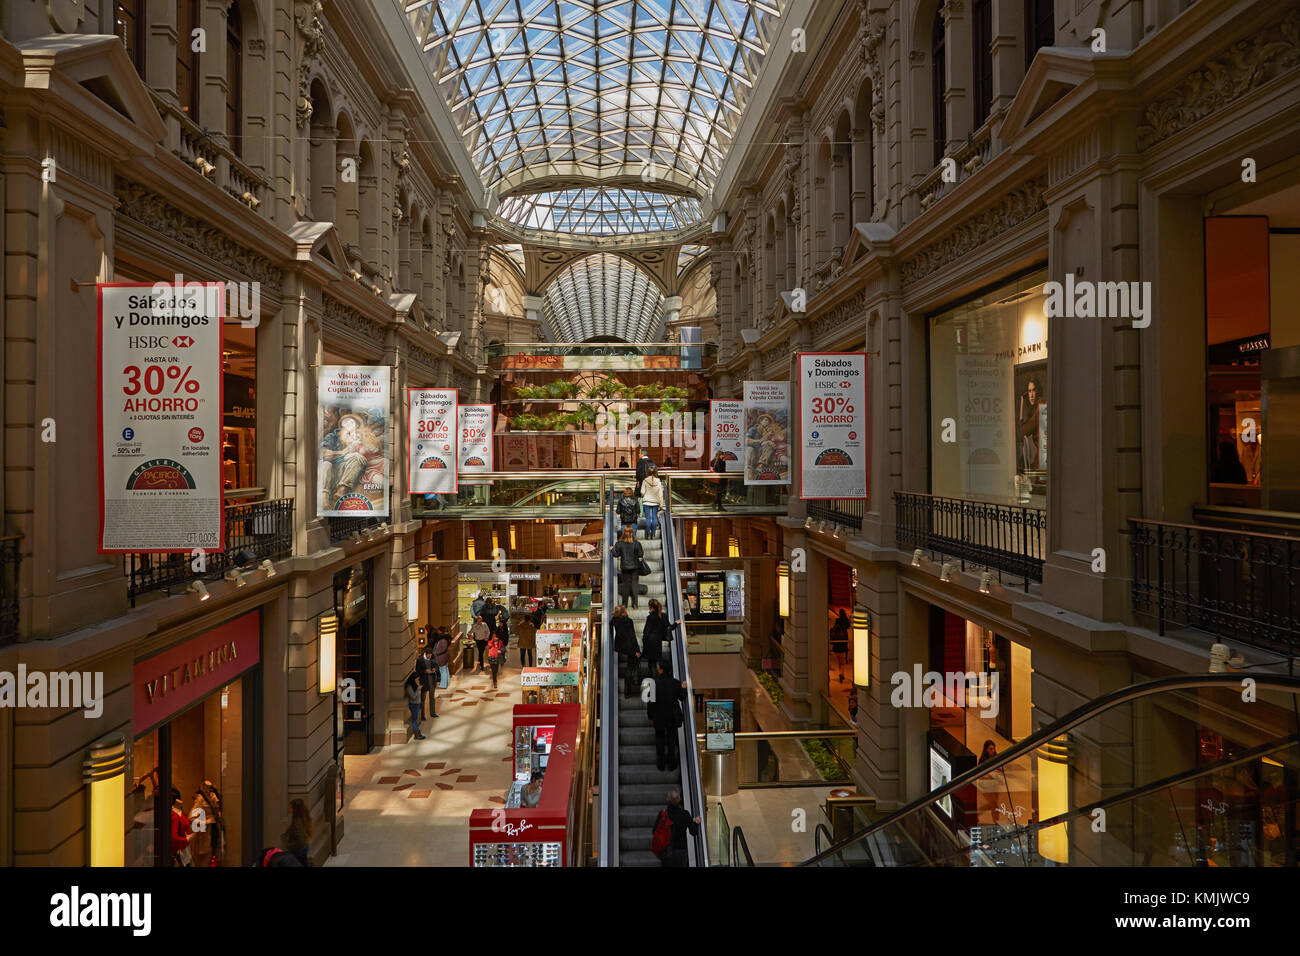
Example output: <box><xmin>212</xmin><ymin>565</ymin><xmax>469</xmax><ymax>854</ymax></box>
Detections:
<box><xmin>1025</xmin><ymin>0</ymin><xmax>1054</xmax><ymax>71</ymax></box>
<box><xmin>177</xmin><ymin>0</ymin><xmax>201</xmax><ymax>119</ymax></box>
<box><xmin>226</xmin><ymin>2</ymin><xmax>243</xmax><ymax>155</ymax></box>
<box><xmin>931</xmin><ymin>13</ymin><xmax>947</xmax><ymax>166</ymax></box>
<box><xmin>114</xmin><ymin>0</ymin><xmax>147</xmax><ymax>74</ymax></box>
<box><xmin>972</xmin><ymin>0</ymin><xmax>993</xmax><ymax>127</ymax></box>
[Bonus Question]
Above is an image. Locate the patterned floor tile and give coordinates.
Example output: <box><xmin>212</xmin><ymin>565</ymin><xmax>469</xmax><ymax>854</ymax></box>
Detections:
<box><xmin>456</xmin><ymin>775</ymin><xmax>477</xmax><ymax>783</ymax></box>
<box><xmin>377</xmin><ymin>776</ymin><xmax>400</xmax><ymax>785</ymax></box>
<box><xmin>409</xmin><ymin>790</ymin><xmax>432</xmax><ymax>799</ymax></box>
<box><xmin>435</xmin><ymin>782</ymin><xmax>453</xmax><ymax>791</ymax></box>
<box><xmin>424</xmin><ymin>762</ymin><xmax>446</xmax><ymax>770</ymax></box>
<box><xmin>392</xmin><ymin>783</ymin><xmax>415</xmax><ymax>792</ymax></box>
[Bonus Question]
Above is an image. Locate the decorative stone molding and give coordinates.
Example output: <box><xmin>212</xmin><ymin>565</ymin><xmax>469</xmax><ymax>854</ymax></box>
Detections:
<box><xmin>900</xmin><ymin>176</ymin><xmax>1047</xmax><ymax>286</ymax></box>
<box><xmin>323</xmin><ymin>295</ymin><xmax>387</xmax><ymax>347</ymax></box>
<box><xmin>810</xmin><ymin>289</ymin><xmax>868</xmax><ymax>341</ymax></box>
<box><xmin>114</xmin><ymin>179</ymin><xmax>285</xmax><ymax>291</ymax></box>
<box><xmin>407</xmin><ymin>343</ymin><xmax>436</xmax><ymax>370</ymax></box>
<box><xmin>859</xmin><ymin>7</ymin><xmax>888</xmax><ymax>134</ymax></box>
<box><xmin>296</xmin><ymin>0</ymin><xmax>326</xmax><ymax>129</ymax></box>
<box><xmin>1137</xmin><ymin>10</ymin><xmax>1300</xmax><ymax>151</ymax></box>
<box><xmin>909</xmin><ymin>50</ymin><xmax>926</xmax><ymax>67</ymax></box>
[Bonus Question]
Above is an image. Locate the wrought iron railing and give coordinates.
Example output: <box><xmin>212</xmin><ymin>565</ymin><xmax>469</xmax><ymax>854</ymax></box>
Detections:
<box><xmin>0</xmin><ymin>535</ymin><xmax>21</xmax><ymax>645</ymax></box>
<box><xmin>1130</xmin><ymin>518</ymin><xmax>1299</xmax><ymax>655</ymax></box>
<box><xmin>124</xmin><ymin>498</ymin><xmax>293</xmax><ymax>604</ymax></box>
<box><xmin>895</xmin><ymin>491</ymin><xmax>1046</xmax><ymax>591</ymax></box>
<box><xmin>327</xmin><ymin>513</ymin><xmax>385</xmax><ymax>543</ymax></box>
<box><xmin>807</xmin><ymin>498</ymin><xmax>866</xmax><ymax>534</ymax></box>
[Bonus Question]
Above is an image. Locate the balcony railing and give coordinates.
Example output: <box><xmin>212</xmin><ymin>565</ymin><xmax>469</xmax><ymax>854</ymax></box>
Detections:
<box><xmin>1130</xmin><ymin>518</ymin><xmax>1299</xmax><ymax>655</ymax></box>
<box><xmin>895</xmin><ymin>491</ymin><xmax>1045</xmax><ymax>591</ymax></box>
<box><xmin>328</xmin><ymin>513</ymin><xmax>385</xmax><ymax>544</ymax></box>
<box><xmin>0</xmin><ymin>535</ymin><xmax>21</xmax><ymax>646</ymax></box>
<box><xmin>808</xmin><ymin>499</ymin><xmax>866</xmax><ymax>534</ymax></box>
<box><xmin>125</xmin><ymin>498</ymin><xmax>293</xmax><ymax>604</ymax></box>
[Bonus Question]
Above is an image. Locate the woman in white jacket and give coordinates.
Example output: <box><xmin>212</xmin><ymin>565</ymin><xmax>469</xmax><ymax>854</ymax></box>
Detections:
<box><xmin>641</xmin><ymin>465</ymin><xmax>665</xmax><ymax>539</ymax></box>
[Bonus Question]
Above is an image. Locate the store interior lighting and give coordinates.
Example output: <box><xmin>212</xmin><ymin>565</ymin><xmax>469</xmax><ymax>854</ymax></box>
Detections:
<box><xmin>224</xmin><ymin>568</ymin><xmax>246</xmax><ymax>588</ymax></box>
<box><xmin>728</xmin><ymin>536</ymin><xmax>739</xmax><ymax>558</ymax></box>
<box><xmin>912</xmin><ymin>549</ymin><xmax>924</xmax><ymax>568</ymax></box>
<box><xmin>260</xmin><ymin>559</ymin><xmax>276</xmax><ymax>577</ymax></box>
<box><xmin>939</xmin><ymin>561</ymin><xmax>954</xmax><ymax>583</ymax></box>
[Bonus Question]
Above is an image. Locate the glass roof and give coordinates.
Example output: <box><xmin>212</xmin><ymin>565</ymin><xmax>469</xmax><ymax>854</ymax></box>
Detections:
<box><xmin>542</xmin><ymin>253</ymin><xmax>665</xmax><ymax>342</ymax></box>
<box><xmin>676</xmin><ymin>242</ymin><xmax>707</xmax><ymax>274</ymax></box>
<box><xmin>401</xmin><ymin>0</ymin><xmax>784</xmax><ymax>199</ymax></box>
<box><xmin>498</xmin><ymin>186</ymin><xmax>703</xmax><ymax>235</ymax></box>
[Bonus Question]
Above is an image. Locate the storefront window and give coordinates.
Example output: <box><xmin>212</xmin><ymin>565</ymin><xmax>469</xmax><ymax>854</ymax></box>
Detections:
<box><xmin>223</xmin><ymin>326</ymin><xmax>256</xmax><ymax>491</ymax></box>
<box><xmin>929</xmin><ymin>270</ymin><xmax>1049</xmax><ymax>506</ymax></box>
<box><xmin>1204</xmin><ymin>215</ymin><xmax>1300</xmax><ymax>511</ymax></box>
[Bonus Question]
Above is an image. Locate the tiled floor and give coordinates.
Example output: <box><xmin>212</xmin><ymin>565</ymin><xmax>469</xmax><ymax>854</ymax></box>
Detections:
<box><xmin>714</xmin><ymin>786</ymin><xmax>836</xmax><ymax>865</ymax></box>
<box><xmin>324</xmin><ymin>663</ymin><xmax>520</xmax><ymax>867</ymax></box>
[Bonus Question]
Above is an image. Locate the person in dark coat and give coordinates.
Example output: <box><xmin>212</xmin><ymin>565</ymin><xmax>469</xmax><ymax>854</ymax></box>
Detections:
<box><xmin>609</xmin><ymin>525</ymin><xmax>644</xmax><ymax>608</ymax></box>
<box><xmin>641</xmin><ymin>598</ymin><xmax>672</xmax><ymax>675</ymax></box>
<box><xmin>660</xmin><ymin>788</ymin><xmax>700</xmax><ymax>867</ymax></box>
<box><xmin>432</xmin><ymin>629</ymin><xmax>452</xmax><ymax>689</ymax></box>
<box><xmin>616</xmin><ymin>486</ymin><xmax>640</xmax><ymax>534</ymax></box>
<box><xmin>711</xmin><ymin>450</ymin><xmax>730</xmax><ymax>509</ymax></box>
<box><xmin>415</xmin><ymin>646</ymin><xmax>438</xmax><ymax>720</ymax></box>
<box><xmin>515</xmin><ymin>614</ymin><xmax>537</xmax><ymax>668</ymax></box>
<box><xmin>648</xmin><ymin>659</ymin><xmax>687</xmax><ymax>771</ymax></box>
<box><xmin>404</xmin><ymin>672</ymin><xmax>424</xmax><ymax>739</ymax></box>
<box><xmin>634</xmin><ymin>449</ymin><xmax>655</xmax><ymax>498</ymax></box>
<box><xmin>611</xmin><ymin>605</ymin><xmax>640</xmax><ymax>698</ymax></box>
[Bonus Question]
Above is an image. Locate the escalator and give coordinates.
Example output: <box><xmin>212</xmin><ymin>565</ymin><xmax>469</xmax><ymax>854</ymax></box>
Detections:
<box><xmin>598</xmin><ymin>494</ymin><xmax>708</xmax><ymax>866</ymax></box>
<box><xmin>789</xmin><ymin>674</ymin><xmax>1300</xmax><ymax>867</ymax></box>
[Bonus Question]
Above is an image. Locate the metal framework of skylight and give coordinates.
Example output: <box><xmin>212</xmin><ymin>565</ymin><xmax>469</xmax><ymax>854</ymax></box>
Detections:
<box><xmin>496</xmin><ymin>186</ymin><xmax>703</xmax><ymax>235</ymax></box>
<box><xmin>541</xmin><ymin>253</ymin><xmax>665</xmax><ymax>342</ymax></box>
<box><xmin>401</xmin><ymin>0</ymin><xmax>784</xmax><ymax>201</ymax></box>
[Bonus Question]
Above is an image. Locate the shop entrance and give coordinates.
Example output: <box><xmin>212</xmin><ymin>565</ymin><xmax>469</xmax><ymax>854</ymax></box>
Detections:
<box><xmin>825</xmin><ymin>557</ymin><xmax>855</xmax><ymax>723</ymax></box>
<box><xmin>336</xmin><ymin>562</ymin><xmax>375</xmax><ymax>755</ymax></box>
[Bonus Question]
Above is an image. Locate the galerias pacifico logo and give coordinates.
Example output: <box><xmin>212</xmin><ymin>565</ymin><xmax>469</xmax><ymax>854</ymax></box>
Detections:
<box><xmin>128</xmin><ymin>459</ymin><xmax>196</xmax><ymax>490</ymax></box>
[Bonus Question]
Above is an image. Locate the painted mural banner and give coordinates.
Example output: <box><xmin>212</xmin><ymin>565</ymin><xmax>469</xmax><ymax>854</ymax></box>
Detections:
<box><xmin>318</xmin><ymin>366</ymin><xmax>391</xmax><ymax>516</ymax></box>
<box><xmin>709</xmin><ymin>400</ymin><xmax>745</xmax><ymax>472</ymax></box>
<box><xmin>409</xmin><ymin>388</ymin><xmax>458</xmax><ymax>496</ymax></box>
<box><xmin>99</xmin><ymin>282</ymin><xmax>225</xmax><ymax>553</ymax></box>
<box><xmin>457</xmin><ymin>403</ymin><xmax>493</xmax><ymax>483</ymax></box>
<box><xmin>742</xmin><ymin>381</ymin><xmax>791</xmax><ymax>486</ymax></box>
<box><xmin>798</xmin><ymin>353</ymin><xmax>868</xmax><ymax>500</ymax></box>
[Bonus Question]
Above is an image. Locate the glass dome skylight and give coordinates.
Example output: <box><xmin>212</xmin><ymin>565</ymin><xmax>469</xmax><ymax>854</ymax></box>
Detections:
<box><xmin>497</xmin><ymin>186</ymin><xmax>703</xmax><ymax>235</ymax></box>
<box><xmin>541</xmin><ymin>253</ymin><xmax>664</xmax><ymax>342</ymax></box>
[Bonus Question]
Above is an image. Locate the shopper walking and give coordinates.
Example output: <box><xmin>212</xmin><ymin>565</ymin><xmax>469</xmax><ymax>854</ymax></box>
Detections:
<box><xmin>282</xmin><ymin>798</ymin><xmax>312</xmax><ymax>867</ymax></box>
<box><xmin>516</xmin><ymin>611</ymin><xmax>537</xmax><ymax>668</ymax></box>
<box><xmin>486</xmin><ymin>631</ymin><xmax>506</xmax><ymax>689</ymax></box>
<box><xmin>634</xmin><ymin>448</ymin><xmax>655</xmax><ymax>498</ymax></box>
<box><xmin>641</xmin><ymin>465</ymin><xmax>665</xmax><ymax>539</ymax></box>
<box><xmin>648</xmin><ymin>659</ymin><xmax>687</xmax><ymax>771</ymax></box>
<box><xmin>655</xmin><ymin>789</ymin><xmax>700</xmax><ymax>867</ymax></box>
<box><xmin>617</xmin><ymin>486</ymin><xmax>640</xmax><ymax>535</ymax></box>
<box><xmin>415</xmin><ymin>646</ymin><xmax>438</xmax><ymax>720</ymax></box>
<box><xmin>470</xmin><ymin>591</ymin><xmax>486</xmax><ymax>621</ymax></box>
<box><xmin>641</xmin><ymin>598</ymin><xmax>671</xmax><ymax>676</ymax></box>
<box><xmin>611</xmin><ymin>605</ymin><xmax>640</xmax><ymax>698</ymax></box>
<box><xmin>470</xmin><ymin>614</ymin><xmax>490</xmax><ymax>673</ymax></box>
<box><xmin>404</xmin><ymin>672</ymin><xmax>425</xmax><ymax>739</ymax></box>
<box><xmin>493</xmin><ymin>610</ymin><xmax>511</xmax><ymax>669</ymax></box>
<box><xmin>610</xmin><ymin>525</ymin><xmax>645</xmax><ymax>608</ymax></box>
<box><xmin>432</xmin><ymin>628</ymin><xmax>452</xmax><ymax>689</ymax></box>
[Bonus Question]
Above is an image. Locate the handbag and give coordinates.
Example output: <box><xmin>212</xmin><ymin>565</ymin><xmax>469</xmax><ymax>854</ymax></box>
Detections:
<box><xmin>639</xmin><ymin>559</ymin><xmax>652</xmax><ymax>576</ymax></box>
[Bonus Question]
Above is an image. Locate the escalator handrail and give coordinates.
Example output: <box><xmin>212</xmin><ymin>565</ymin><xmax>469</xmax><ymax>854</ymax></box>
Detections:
<box><xmin>813</xmin><ymin>822</ymin><xmax>833</xmax><ymax>857</ymax></box>
<box><xmin>799</xmin><ymin>672</ymin><xmax>1300</xmax><ymax>867</ymax></box>
<box><xmin>732</xmin><ymin>825</ymin><xmax>755</xmax><ymax>866</ymax></box>
<box><xmin>659</xmin><ymin>502</ymin><xmax>710</xmax><ymax>867</ymax></box>
<box><xmin>598</xmin><ymin>485</ymin><xmax>618</xmax><ymax>866</ymax></box>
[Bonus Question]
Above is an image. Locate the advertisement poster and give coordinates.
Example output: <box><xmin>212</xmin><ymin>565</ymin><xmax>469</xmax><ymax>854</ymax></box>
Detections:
<box><xmin>955</xmin><ymin>353</ymin><xmax>1014</xmax><ymax>498</ymax></box>
<box><xmin>798</xmin><ymin>353</ymin><xmax>868</xmax><ymax>500</ymax></box>
<box><xmin>930</xmin><ymin>745</ymin><xmax>954</xmax><ymax>818</ymax></box>
<box><xmin>457</xmin><ymin>404</ymin><xmax>493</xmax><ymax>482</ymax></box>
<box><xmin>501</xmin><ymin>433</ymin><xmax>528</xmax><ymax>469</ymax></box>
<box><xmin>698</xmin><ymin>571</ymin><xmax>726</xmax><ymax>617</ymax></box>
<box><xmin>318</xmin><ymin>366</ymin><xmax>391</xmax><ymax>516</ymax></box>
<box><xmin>408</xmin><ymin>388</ymin><xmax>457</xmax><ymax>496</ymax></box>
<box><xmin>725</xmin><ymin>571</ymin><xmax>744</xmax><ymax>618</ymax></box>
<box><xmin>709</xmin><ymin>400</ymin><xmax>745</xmax><ymax>472</ymax></box>
<box><xmin>705</xmin><ymin>699</ymin><xmax>736</xmax><ymax>751</ymax></box>
<box><xmin>99</xmin><ymin>282</ymin><xmax>225</xmax><ymax>553</ymax></box>
<box><xmin>742</xmin><ymin>381</ymin><xmax>791</xmax><ymax>485</ymax></box>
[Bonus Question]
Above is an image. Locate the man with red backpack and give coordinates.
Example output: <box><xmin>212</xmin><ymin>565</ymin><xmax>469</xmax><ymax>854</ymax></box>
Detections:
<box><xmin>652</xmin><ymin>788</ymin><xmax>700</xmax><ymax>867</ymax></box>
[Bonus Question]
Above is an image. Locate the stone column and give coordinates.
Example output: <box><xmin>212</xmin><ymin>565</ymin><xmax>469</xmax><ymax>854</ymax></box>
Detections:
<box><xmin>308</xmin><ymin>123</ymin><xmax>337</xmax><ymax>223</ymax></box>
<box><xmin>990</xmin><ymin>0</ymin><xmax>1026</xmax><ymax>118</ymax></box>
<box><xmin>941</xmin><ymin>0</ymin><xmax>973</xmax><ymax>147</ymax></box>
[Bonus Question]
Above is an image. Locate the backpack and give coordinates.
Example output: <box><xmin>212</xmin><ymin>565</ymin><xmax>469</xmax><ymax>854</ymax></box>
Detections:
<box><xmin>651</xmin><ymin>809</ymin><xmax>672</xmax><ymax>860</ymax></box>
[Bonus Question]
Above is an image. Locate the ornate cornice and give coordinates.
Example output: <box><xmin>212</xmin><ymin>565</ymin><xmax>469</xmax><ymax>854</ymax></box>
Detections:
<box><xmin>899</xmin><ymin>176</ymin><xmax>1047</xmax><ymax>286</ymax></box>
<box><xmin>1137</xmin><ymin>9</ymin><xmax>1300</xmax><ymax>151</ymax></box>
<box><xmin>809</xmin><ymin>289</ymin><xmax>868</xmax><ymax>342</ymax></box>
<box><xmin>113</xmin><ymin>179</ymin><xmax>285</xmax><ymax>290</ymax></box>
<box><xmin>323</xmin><ymin>294</ymin><xmax>386</xmax><ymax>347</ymax></box>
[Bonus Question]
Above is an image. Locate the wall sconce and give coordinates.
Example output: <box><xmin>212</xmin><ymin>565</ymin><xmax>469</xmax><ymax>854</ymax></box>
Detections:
<box><xmin>260</xmin><ymin>558</ymin><xmax>277</xmax><ymax>577</ymax></box>
<box><xmin>83</xmin><ymin>733</ymin><xmax>128</xmax><ymax>867</ymax></box>
<box><xmin>979</xmin><ymin>571</ymin><xmax>992</xmax><ymax>594</ymax></box>
<box><xmin>188</xmin><ymin>580</ymin><xmax>210</xmax><ymax>601</ymax></box>
<box><xmin>691</xmin><ymin>522</ymin><xmax>698</xmax><ymax>547</ymax></box>
<box><xmin>939</xmin><ymin>561</ymin><xmax>954</xmax><ymax>583</ymax></box>
<box><xmin>407</xmin><ymin>564</ymin><xmax>421</xmax><ymax>622</ymax></box>
<box><xmin>491</xmin><ymin>529</ymin><xmax>500</xmax><ymax>554</ymax></box>
<box><xmin>728</xmin><ymin>536</ymin><xmax>739</xmax><ymax>558</ymax></box>
<box><xmin>509</xmin><ymin>525</ymin><xmax>517</xmax><ymax>551</ymax></box>
<box><xmin>852</xmin><ymin>605</ymin><xmax>871</xmax><ymax>687</ymax></box>
<box><xmin>778</xmin><ymin>560</ymin><xmax>790</xmax><ymax>618</ymax></box>
<box><xmin>467</xmin><ymin>538</ymin><xmax>477</xmax><ymax>561</ymax></box>
<box><xmin>705</xmin><ymin>526</ymin><xmax>713</xmax><ymax>556</ymax></box>
<box><xmin>804</xmin><ymin>516</ymin><xmax>814</xmax><ymax>530</ymax></box>
<box><xmin>911</xmin><ymin>549</ymin><xmax>924</xmax><ymax>568</ymax></box>
<box><xmin>318</xmin><ymin>612</ymin><xmax>338</xmax><ymax>695</ymax></box>
<box><xmin>1037</xmin><ymin>735</ymin><xmax>1070</xmax><ymax>864</ymax></box>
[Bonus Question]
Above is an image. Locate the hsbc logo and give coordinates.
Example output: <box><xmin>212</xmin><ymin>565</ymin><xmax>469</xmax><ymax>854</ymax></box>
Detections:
<box><xmin>172</xmin><ymin>335</ymin><xmax>194</xmax><ymax>348</ymax></box>
<box><xmin>839</xmin><ymin>381</ymin><xmax>852</xmax><ymax>388</ymax></box>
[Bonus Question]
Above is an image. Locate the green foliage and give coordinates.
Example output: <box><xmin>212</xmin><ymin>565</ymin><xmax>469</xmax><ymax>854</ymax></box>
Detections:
<box><xmin>661</xmin><ymin>386</ymin><xmax>690</xmax><ymax>399</ymax></box>
<box><xmin>587</xmin><ymin>375</ymin><xmax>623</xmax><ymax>399</ymax></box>
<box><xmin>545</xmin><ymin>380</ymin><xmax>580</xmax><ymax>399</ymax></box>
<box><xmin>801</xmin><ymin>739</ymin><xmax>846</xmax><ymax>781</ymax></box>
<box><xmin>632</xmin><ymin>383</ymin><xmax>663</xmax><ymax>399</ymax></box>
<box><xmin>756</xmin><ymin>670</ymin><xmax>784</xmax><ymax>706</ymax></box>
<box><xmin>570</xmin><ymin>403</ymin><xmax>599</xmax><ymax>426</ymax></box>
<box><xmin>659</xmin><ymin>400</ymin><xmax>685</xmax><ymax>416</ymax></box>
